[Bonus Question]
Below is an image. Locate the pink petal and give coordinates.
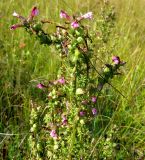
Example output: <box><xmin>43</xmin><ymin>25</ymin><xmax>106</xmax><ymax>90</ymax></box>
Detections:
<box><xmin>82</xmin><ymin>12</ymin><xmax>93</xmax><ymax>19</ymax></box>
<box><xmin>112</xmin><ymin>56</ymin><xmax>120</xmax><ymax>64</ymax></box>
<box><xmin>50</xmin><ymin>130</ymin><xmax>57</xmax><ymax>139</ymax></box>
<box><xmin>57</xmin><ymin>77</ymin><xmax>65</xmax><ymax>84</ymax></box>
<box><xmin>91</xmin><ymin>96</ymin><xmax>97</xmax><ymax>103</ymax></box>
<box><xmin>10</xmin><ymin>24</ymin><xmax>22</xmax><ymax>30</ymax></box>
<box><xmin>60</xmin><ymin>10</ymin><xmax>71</xmax><ymax>20</ymax></box>
<box><xmin>31</xmin><ymin>7</ymin><xmax>39</xmax><ymax>18</ymax></box>
<box><xmin>62</xmin><ymin>116</ymin><xmax>68</xmax><ymax>125</ymax></box>
<box><xmin>71</xmin><ymin>21</ymin><xmax>79</xmax><ymax>28</ymax></box>
<box><xmin>37</xmin><ymin>83</ymin><xmax>45</xmax><ymax>89</ymax></box>
<box><xmin>92</xmin><ymin>108</ymin><xmax>97</xmax><ymax>115</ymax></box>
<box><xmin>79</xmin><ymin>111</ymin><xmax>86</xmax><ymax>117</ymax></box>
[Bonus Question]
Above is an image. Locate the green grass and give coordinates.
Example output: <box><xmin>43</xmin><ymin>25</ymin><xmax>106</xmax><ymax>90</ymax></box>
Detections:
<box><xmin>0</xmin><ymin>0</ymin><xmax>145</xmax><ymax>159</ymax></box>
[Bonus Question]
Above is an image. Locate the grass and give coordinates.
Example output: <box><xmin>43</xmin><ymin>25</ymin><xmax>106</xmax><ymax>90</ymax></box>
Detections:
<box><xmin>0</xmin><ymin>0</ymin><xmax>145</xmax><ymax>159</ymax></box>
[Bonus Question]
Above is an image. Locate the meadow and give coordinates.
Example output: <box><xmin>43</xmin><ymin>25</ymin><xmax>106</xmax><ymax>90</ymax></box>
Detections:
<box><xmin>0</xmin><ymin>0</ymin><xmax>145</xmax><ymax>159</ymax></box>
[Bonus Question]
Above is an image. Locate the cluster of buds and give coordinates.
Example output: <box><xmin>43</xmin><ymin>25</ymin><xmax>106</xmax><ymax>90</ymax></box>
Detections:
<box><xmin>97</xmin><ymin>56</ymin><xmax>126</xmax><ymax>91</ymax></box>
<box><xmin>79</xmin><ymin>107</ymin><xmax>97</xmax><ymax>117</ymax></box>
<box><xmin>79</xmin><ymin>96</ymin><xmax>97</xmax><ymax>117</ymax></box>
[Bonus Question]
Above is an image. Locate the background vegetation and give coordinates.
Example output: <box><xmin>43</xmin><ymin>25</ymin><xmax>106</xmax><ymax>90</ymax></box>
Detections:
<box><xmin>0</xmin><ymin>0</ymin><xmax>145</xmax><ymax>159</ymax></box>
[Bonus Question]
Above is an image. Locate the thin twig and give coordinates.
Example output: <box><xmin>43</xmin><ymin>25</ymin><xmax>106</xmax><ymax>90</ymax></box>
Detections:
<box><xmin>0</xmin><ymin>133</ymin><xmax>26</xmax><ymax>136</ymax></box>
<box><xmin>89</xmin><ymin>59</ymin><xmax>127</xmax><ymax>99</ymax></box>
<box><xmin>41</xmin><ymin>20</ymin><xmax>68</xmax><ymax>30</ymax></box>
<box><xmin>18</xmin><ymin>134</ymin><xmax>28</xmax><ymax>148</ymax></box>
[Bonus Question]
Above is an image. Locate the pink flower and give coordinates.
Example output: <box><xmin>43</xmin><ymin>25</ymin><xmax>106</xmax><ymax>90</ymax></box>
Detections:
<box><xmin>60</xmin><ymin>10</ymin><xmax>71</xmax><ymax>20</ymax></box>
<box><xmin>92</xmin><ymin>108</ymin><xmax>97</xmax><ymax>115</ymax></box>
<box><xmin>66</xmin><ymin>101</ymin><xmax>70</xmax><ymax>110</ymax></box>
<box><xmin>79</xmin><ymin>111</ymin><xmax>86</xmax><ymax>117</ymax></box>
<box><xmin>10</xmin><ymin>24</ymin><xmax>22</xmax><ymax>30</ymax></box>
<box><xmin>112</xmin><ymin>56</ymin><xmax>126</xmax><ymax>66</ymax></box>
<box><xmin>81</xmin><ymin>100</ymin><xmax>88</xmax><ymax>105</ymax></box>
<box><xmin>62</xmin><ymin>116</ymin><xmax>68</xmax><ymax>125</ymax></box>
<box><xmin>37</xmin><ymin>83</ymin><xmax>45</xmax><ymax>89</ymax></box>
<box><xmin>112</xmin><ymin>56</ymin><xmax>120</xmax><ymax>65</ymax></box>
<box><xmin>82</xmin><ymin>12</ymin><xmax>93</xmax><ymax>19</ymax></box>
<box><xmin>57</xmin><ymin>77</ymin><xmax>65</xmax><ymax>84</ymax></box>
<box><xmin>50</xmin><ymin>130</ymin><xmax>57</xmax><ymax>139</ymax></box>
<box><xmin>31</xmin><ymin>6</ymin><xmax>39</xmax><ymax>18</ymax></box>
<box><xmin>91</xmin><ymin>96</ymin><xmax>97</xmax><ymax>103</ymax></box>
<box><xmin>71</xmin><ymin>21</ymin><xmax>79</xmax><ymax>29</ymax></box>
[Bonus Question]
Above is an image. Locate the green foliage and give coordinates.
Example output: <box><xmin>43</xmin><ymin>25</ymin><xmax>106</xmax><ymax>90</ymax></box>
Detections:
<box><xmin>10</xmin><ymin>2</ymin><xmax>125</xmax><ymax>159</ymax></box>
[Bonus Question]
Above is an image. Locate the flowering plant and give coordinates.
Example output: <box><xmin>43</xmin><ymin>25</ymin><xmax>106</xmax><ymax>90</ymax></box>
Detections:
<box><xmin>11</xmin><ymin>4</ymin><xmax>126</xmax><ymax>159</ymax></box>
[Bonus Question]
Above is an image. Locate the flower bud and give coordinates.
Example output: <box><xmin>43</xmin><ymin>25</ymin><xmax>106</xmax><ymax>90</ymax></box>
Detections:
<box><xmin>112</xmin><ymin>56</ymin><xmax>120</xmax><ymax>64</ymax></box>
<box><xmin>71</xmin><ymin>21</ymin><xmax>79</xmax><ymax>29</ymax></box>
<box><xmin>80</xmin><ymin>119</ymin><xmax>85</xmax><ymax>125</ymax></box>
<box><xmin>77</xmin><ymin>37</ymin><xmax>83</xmax><ymax>43</ymax></box>
<box><xmin>79</xmin><ymin>111</ymin><xmax>85</xmax><ymax>117</ymax></box>
<box><xmin>104</xmin><ymin>67</ymin><xmax>110</xmax><ymax>73</ymax></box>
<box><xmin>91</xmin><ymin>96</ymin><xmax>97</xmax><ymax>103</ymax></box>
<box><xmin>74</xmin><ymin>49</ymin><xmax>80</xmax><ymax>57</ymax></box>
<box><xmin>76</xmin><ymin>88</ymin><xmax>85</xmax><ymax>95</ymax></box>
<box><xmin>32</xmin><ymin>23</ymin><xmax>42</xmax><ymax>31</ymax></box>
<box><xmin>92</xmin><ymin>108</ymin><xmax>97</xmax><ymax>116</ymax></box>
